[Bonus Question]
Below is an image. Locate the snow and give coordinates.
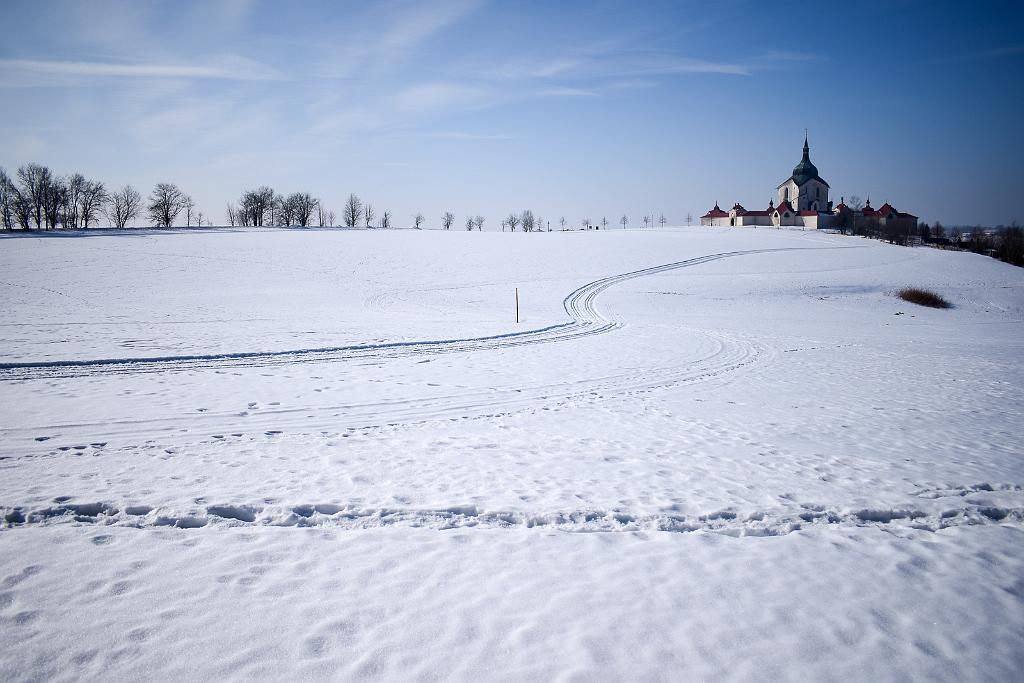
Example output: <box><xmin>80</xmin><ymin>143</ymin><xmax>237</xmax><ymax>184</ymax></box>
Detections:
<box><xmin>1</xmin><ymin>227</ymin><xmax>1022</xmax><ymax>680</ymax></box>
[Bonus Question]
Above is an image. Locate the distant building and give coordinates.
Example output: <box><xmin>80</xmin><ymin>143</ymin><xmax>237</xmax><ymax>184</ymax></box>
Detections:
<box><xmin>701</xmin><ymin>135</ymin><xmax>917</xmax><ymax>232</ymax></box>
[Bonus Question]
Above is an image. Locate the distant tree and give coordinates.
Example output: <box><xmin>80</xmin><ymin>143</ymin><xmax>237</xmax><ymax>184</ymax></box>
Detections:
<box><xmin>686</xmin><ymin>212</ymin><xmax>692</xmax><ymax>226</ymax></box>
<box><xmin>41</xmin><ymin>175</ymin><xmax>65</xmax><ymax>229</ymax></box>
<box><xmin>848</xmin><ymin>195</ymin><xmax>865</xmax><ymax>211</ymax></box>
<box><xmin>601</xmin><ymin>216</ymin><xmax>608</xmax><ymax>230</ymax></box>
<box><xmin>583</xmin><ymin>217</ymin><xmax>591</xmax><ymax>230</ymax></box>
<box><xmin>278</xmin><ymin>194</ymin><xmax>296</xmax><ymax>226</ymax></box>
<box><xmin>381</xmin><ymin>210</ymin><xmax>392</xmax><ymax>229</ymax></box>
<box><xmin>506</xmin><ymin>212</ymin><xmax>520</xmax><ymax>232</ymax></box>
<box><xmin>537</xmin><ymin>215</ymin><xmax>545</xmax><ymax>232</ymax></box>
<box><xmin>474</xmin><ymin>215</ymin><xmax>485</xmax><ymax>231</ymax></box>
<box><xmin>147</xmin><ymin>182</ymin><xmax>187</xmax><ymax>228</ymax></box>
<box><xmin>442</xmin><ymin>211</ymin><xmax>455</xmax><ymax>230</ymax></box>
<box><xmin>659</xmin><ymin>213</ymin><xmax>666</xmax><ymax>228</ymax></box>
<box><xmin>996</xmin><ymin>224</ymin><xmax>1023</xmax><ymax>266</ymax></box>
<box><xmin>620</xmin><ymin>214</ymin><xmax>628</xmax><ymax>229</ymax></box>
<box><xmin>413</xmin><ymin>212</ymin><xmax>425</xmax><ymax>229</ymax></box>
<box><xmin>17</xmin><ymin>163</ymin><xmax>50</xmax><ymax>229</ymax></box>
<box><xmin>0</xmin><ymin>168</ymin><xmax>14</xmax><ymax>230</ymax></box>
<box><xmin>78</xmin><ymin>179</ymin><xmax>107</xmax><ymax>228</ymax></box>
<box><xmin>643</xmin><ymin>215</ymin><xmax>651</xmax><ymax>229</ymax></box>
<box><xmin>559</xmin><ymin>216</ymin><xmax>566</xmax><ymax>230</ymax></box>
<box><xmin>183</xmin><ymin>195</ymin><xmax>196</xmax><ymax>227</ymax></box>
<box><xmin>64</xmin><ymin>173</ymin><xmax>85</xmax><ymax>229</ymax></box>
<box><xmin>364</xmin><ymin>204</ymin><xmax>375</xmax><ymax>228</ymax></box>
<box><xmin>226</xmin><ymin>203</ymin><xmax>238</xmax><ymax>226</ymax></box>
<box><xmin>521</xmin><ymin>209</ymin><xmax>535</xmax><ymax>232</ymax></box>
<box><xmin>287</xmin><ymin>192</ymin><xmax>317</xmax><ymax>227</ymax></box>
<box><xmin>465</xmin><ymin>215</ymin><xmax>475</xmax><ymax>231</ymax></box>
<box><xmin>196</xmin><ymin>211</ymin><xmax>204</xmax><ymax>227</ymax></box>
<box><xmin>932</xmin><ymin>221</ymin><xmax>945</xmax><ymax>239</ymax></box>
<box><xmin>343</xmin><ymin>193</ymin><xmax>362</xmax><ymax>227</ymax></box>
<box><xmin>270</xmin><ymin>193</ymin><xmax>285</xmax><ymax>226</ymax></box>
<box><xmin>12</xmin><ymin>187</ymin><xmax>33</xmax><ymax>229</ymax></box>
<box><xmin>326</xmin><ymin>209</ymin><xmax>336</xmax><ymax>227</ymax></box>
<box><xmin>240</xmin><ymin>186</ymin><xmax>274</xmax><ymax>226</ymax></box>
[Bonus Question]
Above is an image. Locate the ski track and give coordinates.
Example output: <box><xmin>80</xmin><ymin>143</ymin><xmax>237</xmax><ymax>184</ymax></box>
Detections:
<box><xmin>0</xmin><ymin>247</ymin><xmax>843</xmax><ymax>380</ymax></box>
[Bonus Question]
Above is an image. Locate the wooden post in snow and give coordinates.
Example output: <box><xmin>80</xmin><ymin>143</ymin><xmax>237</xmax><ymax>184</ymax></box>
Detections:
<box><xmin>515</xmin><ymin>287</ymin><xmax>519</xmax><ymax>323</ymax></box>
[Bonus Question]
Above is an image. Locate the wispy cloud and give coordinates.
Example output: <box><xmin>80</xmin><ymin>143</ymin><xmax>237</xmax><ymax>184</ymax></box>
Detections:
<box><xmin>979</xmin><ymin>43</ymin><xmax>1024</xmax><ymax>58</ymax></box>
<box><xmin>423</xmin><ymin>131</ymin><xmax>515</xmax><ymax>140</ymax></box>
<box><xmin>0</xmin><ymin>57</ymin><xmax>281</xmax><ymax>83</ymax></box>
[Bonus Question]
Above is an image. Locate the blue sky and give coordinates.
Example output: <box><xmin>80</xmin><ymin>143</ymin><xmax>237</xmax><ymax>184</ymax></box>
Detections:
<box><xmin>1</xmin><ymin>0</ymin><xmax>1021</xmax><ymax>227</ymax></box>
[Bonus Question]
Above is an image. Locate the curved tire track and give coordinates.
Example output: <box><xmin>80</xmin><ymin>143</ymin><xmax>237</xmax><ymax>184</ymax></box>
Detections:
<box><xmin>0</xmin><ymin>247</ymin><xmax>834</xmax><ymax>380</ymax></box>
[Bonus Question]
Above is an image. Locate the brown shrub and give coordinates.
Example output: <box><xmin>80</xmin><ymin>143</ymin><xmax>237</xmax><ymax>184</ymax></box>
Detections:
<box><xmin>897</xmin><ymin>288</ymin><xmax>952</xmax><ymax>309</ymax></box>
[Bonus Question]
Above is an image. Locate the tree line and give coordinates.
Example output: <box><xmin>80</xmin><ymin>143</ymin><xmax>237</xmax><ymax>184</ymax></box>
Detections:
<box><xmin>1</xmin><ymin>161</ymin><xmax>683</xmax><ymax>234</ymax></box>
<box><xmin>0</xmin><ymin>163</ymin><xmax>204</xmax><ymax>230</ymax></box>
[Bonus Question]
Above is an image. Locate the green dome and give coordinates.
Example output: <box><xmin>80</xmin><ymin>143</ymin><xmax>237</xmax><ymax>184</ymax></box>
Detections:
<box><xmin>786</xmin><ymin>134</ymin><xmax>829</xmax><ymax>188</ymax></box>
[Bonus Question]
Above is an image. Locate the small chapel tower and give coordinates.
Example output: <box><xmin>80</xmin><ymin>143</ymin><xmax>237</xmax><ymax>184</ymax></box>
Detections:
<box><xmin>777</xmin><ymin>133</ymin><xmax>830</xmax><ymax>212</ymax></box>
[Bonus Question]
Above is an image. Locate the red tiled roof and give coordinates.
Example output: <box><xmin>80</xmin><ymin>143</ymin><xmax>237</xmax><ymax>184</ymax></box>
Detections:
<box><xmin>877</xmin><ymin>203</ymin><xmax>897</xmax><ymax>217</ymax></box>
<box><xmin>702</xmin><ymin>203</ymin><xmax>728</xmax><ymax>218</ymax></box>
<box><xmin>775</xmin><ymin>200</ymin><xmax>795</xmax><ymax>214</ymax></box>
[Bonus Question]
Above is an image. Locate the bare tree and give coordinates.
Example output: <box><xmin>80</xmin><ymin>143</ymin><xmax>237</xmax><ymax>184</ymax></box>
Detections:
<box><xmin>147</xmin><ymin>183</ymin><xmax>187</xmax><ymax>228</ymax></box>
<box><xmin>848</xmin><ymin>195</ymin><xmax>865</xmax><ymax>211</ymax></box>
<box><xmin>240</xmin><ymin>186</ymin><xmax>274</xmax><ymax>227</ymax></box>
<box><xmin>226</xmin><ymin>203</ymin><xmax>238</xmax><ymax>227</ymax></box>
<box><xmin>287</xmin><ymin>192</ymin><xmax>317</xmax><ymax>227</ymax></box>
<box><xmin>271</xmin><ymin>193</ymin><xmax>285</xmax><ymax>226</ymax></box>
<box><xmin>659</xmin><ymin>213</ymin><xmax>666</xmax><ymax>228</ymax></box>
<box><xmin>326</xmin><ymin>209</ymin><xmax>335</xmax><ymax>227</ymax></box>
<box><xmin>601</xmin><ymin>216</ymin><xmax>608</xmax><ymax>230</ymax></box>
<box><xmin>537</xmin><ymin>216</ymin><xmax>545</xmax><ymax>232</ymax></box>
<box><xmin>183</xmin><ymin>195</ymin><xmax>196</xmax><ymax>227</ymax></box>
<box><xmin>559</xmin><ymin>216</ymin><xmax>567</xmax><ymax>230</ymax></box>
<box><xmin>381</xmin><ymin>210</ymin><xmax>392</xmax><ymax>229</ymax></box>
<box><xmin>12</xmin><ymin>188</ymin><xmax>33</xmax><ymax>229</ymax></box>
<box><xmin>41</xmin><ymin>176</ymin><xmax>65</xmax><ymax>229</ymax></box>
<box><xmin>642</xmin><ymin>215</ymin><xmax>650</xmax><ymax>229</ymax></box>
<box><xmin>582</xmin><ymin>218</ymin><xmax>591</xmax><ymax>230</ymax></box>
<box><xmin>343</xmin><ymin>193</ymin><xmax>362</xmax><ymax>227</ymax></box>
<box><xmin>364</xmin><ymin>204</ymin><xmax>375</xmax><ymax>228</ymax></box>
<box><xmin>521</xmin><ymin>209</ymin><xmax>535</xmax><ymax>232</ymax></box>
<box><xmin>64</xmin><ymin>173</ymin><xmax>85</xmax><ymax>229</ymax></box>
<box><xmin>78</xmin><ymin>179</ymin><xmax>107</xmax><ymax>228</ymax></box>
<box><xmin>442</xmin><ymin>211</ymin><xmax>455</xmax><ymax>230</ymax></box>
<box><xmin>620</xmin><ymin>214</ymin><xmax>628</xmax><ymax>229</ymax></box>
<box><xmin>686</xmin><ymin>212</ymin><xmax>692</xmax><ymax>226</ymax></box>
<box><xmin>0</xmin><ymin>167</ymin><xmax>14</xmax><ymax>230</ymax></box>
<box><xmin>474</xmin><ymin>215</ymin><xmax>485</xmax><ymax>231</ymax></box>
<box><xmin>465</xmin><ymin>215</ymin><xmax>475</xmax><ymax>231</ymax></box>
<box><xmin>413</xmin><ymin>213</ymin><xmax>425</xmax><ymax>229</ymax></box>
<box><xmin>196</xmin><ymin>211</ymin><xmax>204</xmax><ymax>227</ymax></box>
<box><xmin>279</xmin><ymin>195</ymin><xmax>296</xmax><ymax>226</ymax></box>
<box><xmin>506</xmin><ymin>213</ymin><xmax>520</xmax><ymax>232</ymax></box>
<box><xmin>17</xmin><ymin>163</ymin><xmax>50</xmax><ymax>229</ymax></box>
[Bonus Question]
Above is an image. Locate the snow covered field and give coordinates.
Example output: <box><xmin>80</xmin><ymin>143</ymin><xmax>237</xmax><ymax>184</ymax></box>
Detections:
<box><xmin>1</xmin><ymin>227</ymin><xmax>1022</xmax><ymax>681</ymax></box>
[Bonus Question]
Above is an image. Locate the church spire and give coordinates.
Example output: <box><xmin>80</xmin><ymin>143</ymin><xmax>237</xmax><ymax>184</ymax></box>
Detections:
<box><xmin>803</xmin><ymin>130</ymin><xmax>810</xmax><ymax>160</ymax></box>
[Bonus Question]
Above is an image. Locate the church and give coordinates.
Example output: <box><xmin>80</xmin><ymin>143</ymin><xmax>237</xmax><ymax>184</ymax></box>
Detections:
<box><xmin>700</xmin><ymin>135</ymin><xmax>917</xmax><ymax>231</ymax></box>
